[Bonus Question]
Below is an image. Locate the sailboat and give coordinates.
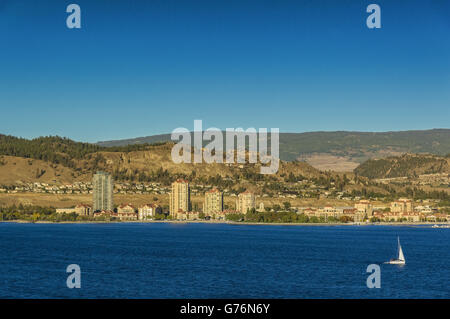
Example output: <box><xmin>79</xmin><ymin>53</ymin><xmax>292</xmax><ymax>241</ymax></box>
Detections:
<box><xmin>385</xmin><ymin>236</ymin><xmax>406</xmax><ymax>265</ymax></box>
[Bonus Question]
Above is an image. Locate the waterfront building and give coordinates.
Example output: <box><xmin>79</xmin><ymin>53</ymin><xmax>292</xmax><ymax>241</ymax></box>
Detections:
<box><xmin>302</xmin><ymin>206</ymin><xmax>356</xmax><ymax>220</ymax></box>
<box><xmin>354</xmin><ymin>200</ymin><xmax>373</xmax><ymax>217</ymax></box>
<box><xmin>170</xmin><ymin>179</ymin><xmax>190</xmax><ymax>218</ymax></box>
<box><xmin>203</xmin><ymin>188</ymin><xmax>223</xmax><ymax>216</ymax></box>
<box><xmin>176</xmin><ymin>211</ymin><xmax>199</xmax><ymax>221</ymax></box>
<box><xmin>390</xmin><ymin>198</ymin><xmax>414</xmax><ymax>213</ymax></box>
<box><xmin>236</xmin><ymin>191</ymin><xmax>256</xmax><ymax>214</ymax></box>
<box><xmin>117</xmin><ymin>204</ymin><xmax>137</xmax><ymax>220</ymax></box>
<box><xmin>373</xmin><ymin>211</ymin><xmax>421</xmax><ymax>222</ymax></box>
<box><xmin>93</xmin><ymin>171</ymin><xmax>114</xmax><ymax>212</ymax></box>
<box><xmin>55</xmin><ymin>204</ymin><xmax>92</xmax><ymax>216</ymax></box>
<box><xmin>138</xmin><ymin>204</ymin><xmax>162</xmax><ymax>220</ymax></box>
<box><xmin>93</xmin><ymin>210</ymin><xmax>118</xmax><ymax>220</ymax></box>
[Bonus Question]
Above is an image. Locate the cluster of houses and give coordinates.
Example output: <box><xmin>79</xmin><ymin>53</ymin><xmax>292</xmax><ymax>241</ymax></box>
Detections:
<box><xmin>300</xmin><ymin>199</ymin><xmax>448</xmax><ymax>222</ymax></box>
<box><xmin>56</xmin><ymin>203</ymin><xmax>163</xmax><ymax>221</ymax></box>
<box><xmin>374</xmin><ymin>173</ymin><xmax>449</xmax><ymax>186</ymax></box>
<box><xmin>0</xmin><ymin>182</ymin><xmax>91</xmax><ymax>194</ymax></box>
<box><xmin>0</xmin><ymin>181</ymin><xmax>170</xmax><ymax>195</ymax></box>
<box><xmin>0</xmin><ymin>178</ymin><xmax>370</xmax><ymax>201</ymax></box>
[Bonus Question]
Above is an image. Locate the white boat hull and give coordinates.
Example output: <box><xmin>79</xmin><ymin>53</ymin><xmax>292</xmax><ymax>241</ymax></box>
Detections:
<box><xmin>385</xmin><ymin>259</ymin><xmax>405</xmax><ymax>265</ymax></box>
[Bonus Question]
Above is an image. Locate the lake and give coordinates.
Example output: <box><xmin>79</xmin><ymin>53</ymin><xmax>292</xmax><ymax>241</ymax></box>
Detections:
<box><xmin>0</xmin><ymin>222</ymin><xmax>448</xmax><ymax>298</ymax></box>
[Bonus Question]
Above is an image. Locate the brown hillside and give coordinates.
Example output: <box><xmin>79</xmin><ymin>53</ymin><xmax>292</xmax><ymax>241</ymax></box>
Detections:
<box><xmin>0</xmin><ymin>155</ymin><xmax>90</xmax><ymax>185</ymax></box>
<box><xmin>0</xmin><ymin>143</ymin><xmax>330</xmax><ymax>186</ymax></box>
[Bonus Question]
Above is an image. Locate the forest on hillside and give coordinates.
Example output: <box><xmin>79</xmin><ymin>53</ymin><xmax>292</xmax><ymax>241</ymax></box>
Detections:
<box><xmin>0</xmin><ymin>134</ymin><xmax>164</xmax><ymax>168</ymax></box>
<box><xmin>354</xmin><ymin>154</ymin><xmax>450</xmax><ymax>178</ymax></box>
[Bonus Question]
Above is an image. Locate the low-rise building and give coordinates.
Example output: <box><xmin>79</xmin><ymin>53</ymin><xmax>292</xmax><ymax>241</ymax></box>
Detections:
<box><xmin>117</xmin><ymin>204</ymin><xmax>137</xmax><ymax>220</ymax></box>
<box><xmin>56</xmin><ymin>204</ymin><xmax>92</xmax><ymax>216</ymax></box>
<box><xmin>176</xmin><ymin>210</ymin><xmax>199</xmax><ymax>221</ymax></box>
<box><xmin>93</xmin><ymin>210</ymin><xmax>117</xmax><ymax>219</ymax></box>
<box><xmin>138</xmin><ymin>204</ymin><xmax>162</xmax><ymax>220</ymax></box>
<box><xmin>391</xmin><ymin>198</ymin><xmax>414</xmax><ymax>213</ymax></box>
<box><xmin>373</xmin><ymin>211</ymin><xmax>421</xmax><ymax>222</ymax></box>
<box><xmin>425</xmin><ymin>213</ymin><xmax>449</xmax><ymax>222</ymax></box>
<box><xmin>355</xmin><ymin>200</ymin><xmax>373</xmax><ymax>218</ymax></box>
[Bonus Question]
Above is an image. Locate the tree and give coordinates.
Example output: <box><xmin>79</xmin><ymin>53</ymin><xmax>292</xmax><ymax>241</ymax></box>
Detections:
<box><xmin>226</xmin><ymin>213</ymin><xmax>244</xmax><ymax>222</ymax></box>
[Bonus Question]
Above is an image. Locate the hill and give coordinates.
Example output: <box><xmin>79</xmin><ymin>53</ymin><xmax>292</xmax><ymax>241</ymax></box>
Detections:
<box><xmin>2</xmin><ymin>135</ymin><xmax>449</xmax><ymax>211</ymax></box>
<box><xmin>0</xmin><ymin>155</ymin><xmax>89</xmax><ymax>185</ymax></box>
<box><xmin>97</xmin><ymin>129</ymin><xmax>450</xmax><ymax>171</ymax></box>
<box><xmin>0</xmin><ymin>136</ymin><xmax>333</xmax><ymax>188</ymax></box>
<box><xmin>354</xmin><ymin>153</ymin><xmax>450</xmax><ymax>179</ymax></box>
<box><xmin>2</xmin><ymin>130</ymin><xmax>450</xmax><ymax>183</ymax></box>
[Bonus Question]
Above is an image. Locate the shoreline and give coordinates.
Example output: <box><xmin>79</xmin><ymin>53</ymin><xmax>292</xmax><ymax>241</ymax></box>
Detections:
<box><xmin>1</xmin><ymin>219</ymin><xmax>448</xmax><ymax>227</ymax></box>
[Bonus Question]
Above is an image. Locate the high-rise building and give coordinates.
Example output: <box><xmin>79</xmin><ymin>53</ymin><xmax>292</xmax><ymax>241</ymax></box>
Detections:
<box><xmin>236</xmin><ymin>191</ymin><xmax>256</xmax><ymax>214</ymax></box>
<box><xmin>93</xmin><ymin>171</ymin><xmax>114</xmax><ymax>212</ymax></box>
<box><xmin>203</xmin><ymin>188</ymin><xmax>223</xmax><ymax>215</ymax></box>
<box><xmin>170</xmin><ymin>179</ymin><xmax>190</xmax><ymax>217</ymax></box>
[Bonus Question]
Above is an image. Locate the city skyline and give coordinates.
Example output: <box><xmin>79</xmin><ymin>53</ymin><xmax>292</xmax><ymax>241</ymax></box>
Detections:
<box><xmin>0</xmin><ymin>0</ymin><xmax>449</xmax><ymax>142</ymax></box>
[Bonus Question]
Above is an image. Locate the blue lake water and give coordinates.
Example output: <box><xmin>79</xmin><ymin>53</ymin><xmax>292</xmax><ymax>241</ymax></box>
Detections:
<box><xmin>0</xmin><ymin>222</ymin><xmax>448</xmax><ymax>298</ymax></box>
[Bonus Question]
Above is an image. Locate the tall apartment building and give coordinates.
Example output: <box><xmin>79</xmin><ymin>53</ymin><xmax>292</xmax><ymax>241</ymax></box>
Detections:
<box><xmin>203</xmin><ymin>188</ymin><xmax>223</xmax><ymax>215</ymax></box>
<box><xmin>170</xmin><ymin>179</ymin><xmax>190</xmax><ymax>218</ymax></box>
<box><xmin>236</xmin><ymin>191</ymin><xmax>256</xmax><ymax>214</ymax></box>
<box><xmin>390</xmin><ymin>198</ymin><xmax>414</xmax><ymax>213</ymax></box>
<box><xmin>93</xmin><ymin>171</ymin><xmax>113</xmax><ymax>212</ymax></box>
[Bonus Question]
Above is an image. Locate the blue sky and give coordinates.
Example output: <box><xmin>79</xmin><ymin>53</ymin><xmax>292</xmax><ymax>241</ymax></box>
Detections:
<box><xmin>0</xmin><ymin>0</ymin><xmax>449</xmax><ymax>142</ymax></box>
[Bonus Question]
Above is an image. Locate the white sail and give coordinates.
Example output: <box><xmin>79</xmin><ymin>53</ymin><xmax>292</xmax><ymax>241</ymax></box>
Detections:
<box><xmin>385</xmin><ymin>237</ymin><xmax>406</xmax><ymax>265</ymax></box>
<box><xmin>398</xmin><ymin>237</ymin><xmax>405</xmax><ymax>262</ymax></box>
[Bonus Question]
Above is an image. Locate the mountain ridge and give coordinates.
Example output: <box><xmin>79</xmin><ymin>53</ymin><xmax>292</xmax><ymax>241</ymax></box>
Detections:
<box><xmin>1</xmin><ymin>129</ymin><xmax>449</xmax><ymax>177</ymax></box>
<box><xmin>97</xmin><ymin>129</ymin><xmax>450</xmax><ymax>171</ymax></box>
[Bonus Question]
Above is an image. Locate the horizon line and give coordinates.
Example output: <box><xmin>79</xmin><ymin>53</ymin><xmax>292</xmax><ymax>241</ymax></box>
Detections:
<box><xmin>96</xmin><ymin>127</ymin><xmax>450</xmax><ymax>144</ymax></box>
<box><xmin>1</xmin><ymin>127</ymin><xmax>449</xmax><ymax>144</ymax></box>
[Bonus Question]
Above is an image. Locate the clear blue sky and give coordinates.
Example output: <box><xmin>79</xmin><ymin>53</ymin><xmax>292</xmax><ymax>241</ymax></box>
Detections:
<box><xmin>0</xmin><ymin>0</ymin><xmax>449</xmax><ymax>142</ymax></box>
